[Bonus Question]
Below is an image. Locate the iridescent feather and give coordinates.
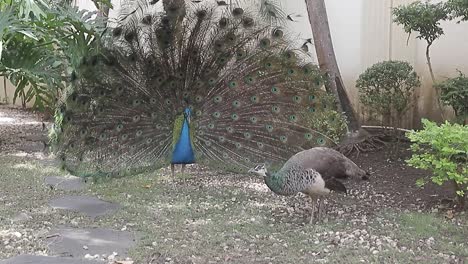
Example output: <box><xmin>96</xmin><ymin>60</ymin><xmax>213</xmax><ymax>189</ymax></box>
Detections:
<box><xmin>52</xmin><ymin>1</ymin><xmax>346</xmax><ymax>178</ymax></box>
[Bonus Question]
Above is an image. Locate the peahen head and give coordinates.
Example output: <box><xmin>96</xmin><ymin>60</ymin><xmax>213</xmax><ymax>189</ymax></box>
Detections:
<box><xmin>248</xmin><ymin>164</ymin><xmax>269</xmax><ymax>177</ymax></box>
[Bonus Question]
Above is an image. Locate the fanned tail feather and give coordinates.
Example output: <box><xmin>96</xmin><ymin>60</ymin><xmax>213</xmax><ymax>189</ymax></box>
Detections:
<box><xmin>52</xmin><ymin>1</ymin><xmax>346</xmax><ymax>178</ymax></box>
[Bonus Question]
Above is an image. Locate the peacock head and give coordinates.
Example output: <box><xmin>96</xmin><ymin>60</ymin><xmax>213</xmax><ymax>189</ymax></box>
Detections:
<box><xmin>248</xmin><ymin>164</ymin><xmax>269</xmax><ymax>178</ymax></box>
<box><xmin>183</xmin><ymin>107</ymin><xmax>192</xmax><ymax>123</ymax></box>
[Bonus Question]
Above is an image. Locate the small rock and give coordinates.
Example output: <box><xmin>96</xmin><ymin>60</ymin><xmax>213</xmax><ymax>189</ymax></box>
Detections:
<box><xmin>83</xmin><ymin>245</ymin><xmax>88</xmax><ymax>250</ymax></box>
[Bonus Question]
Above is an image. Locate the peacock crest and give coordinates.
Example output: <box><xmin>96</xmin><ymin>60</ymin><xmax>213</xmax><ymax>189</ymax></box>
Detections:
<box><xmin>51</xmin><ymin>1</ymin><xmax>346</xmax><ymax>178</ymax></box>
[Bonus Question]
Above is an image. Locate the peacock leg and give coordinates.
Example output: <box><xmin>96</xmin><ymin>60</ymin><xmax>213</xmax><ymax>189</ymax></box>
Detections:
<box><xmin>317</xmin><ymin>198</ymin><xmax>325</xmax><ymax>222</ymax></box>
<box><xmin>309</xmin><ymin>196</ymin><xmax>317</xmax><ymax>224</ymax></box>
<box><xmin>181</xmin><ymin>164</ymin><xmax>186</xmax><ymax>174</ymax></box>
<box><xmin>170</xmin><ymin>164</ymin><xmax>175</xmax><ymax>182</ymax></box>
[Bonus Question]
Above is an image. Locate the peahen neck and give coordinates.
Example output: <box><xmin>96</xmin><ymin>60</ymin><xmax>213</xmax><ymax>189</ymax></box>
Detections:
<box><xmin>264</xmin><ymin>171</ymin><xmax>286</xmax><ymax>194</ymax></box>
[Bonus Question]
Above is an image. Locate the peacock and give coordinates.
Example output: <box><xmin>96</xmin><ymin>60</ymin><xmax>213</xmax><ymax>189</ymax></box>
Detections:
<box><xmin>51</xmin><ymin>0</ymin><xmax>346</xmax><ymax>180</ymax></box>
<box><xmin>249</xmin><ymin>147</ymin><xmax>369</xmax><ymax>224</ymax></box>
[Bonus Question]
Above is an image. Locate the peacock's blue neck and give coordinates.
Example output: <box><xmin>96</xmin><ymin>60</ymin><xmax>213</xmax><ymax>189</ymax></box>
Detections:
<box><xmin>171</xmin><ymin>115</ymin><xmax>195</xmax><ymax>164</ymax></box>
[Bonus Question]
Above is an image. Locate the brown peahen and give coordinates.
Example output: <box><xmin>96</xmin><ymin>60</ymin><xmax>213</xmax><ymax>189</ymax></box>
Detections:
<box><xmin>249</xmin><ymin>147</ymin><xmax>369</xmax><ymax>224</ymax></box>
<box><xmin>51</xmin><ymin>1</ymin><xmax>346</xmax><ymax>180</ymax></box>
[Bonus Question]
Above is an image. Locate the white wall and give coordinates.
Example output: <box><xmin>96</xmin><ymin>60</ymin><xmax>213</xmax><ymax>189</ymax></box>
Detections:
<box><xmin>279</xmin><ymin>0</ymin><xmax>363</xmax><ymax>97</ymax></box>
<box><xmin>362</xmin><ymin>0</ymin><xmax>468</xmax><ymax>127</ymax></box>
<box><xmin>73</xmin><ymin>0</ymin><xmax>97</xmax><ymax>11</ymax></box>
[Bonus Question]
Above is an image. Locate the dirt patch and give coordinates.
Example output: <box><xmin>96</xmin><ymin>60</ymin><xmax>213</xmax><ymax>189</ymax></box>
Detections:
<box><xmin>0</xmin><ymin>105</ymin><xmax>50</xmax><ymax>155</ymax></box>
<box><xmin>352</xmin><ymin>142</ymin><xmax>456</xmax><ymax>210</ymax></box>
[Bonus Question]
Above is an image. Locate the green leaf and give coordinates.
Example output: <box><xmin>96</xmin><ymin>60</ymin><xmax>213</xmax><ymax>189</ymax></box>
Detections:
<box><xmin>407</xmin><ymin>119</ymin><xmax>468</xmax><ymax>201</ymax></box>
<box><xmin>18</xmin><ymin>30</ymin><xmax>38</xmax><ymax>40</ymax></box>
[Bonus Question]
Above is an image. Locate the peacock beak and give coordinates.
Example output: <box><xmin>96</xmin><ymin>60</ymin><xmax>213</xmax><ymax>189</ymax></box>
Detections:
<box><xmin>248</xmin><ymin>168</ymin><xmax>254</xmax><ymax>173</ymax></box>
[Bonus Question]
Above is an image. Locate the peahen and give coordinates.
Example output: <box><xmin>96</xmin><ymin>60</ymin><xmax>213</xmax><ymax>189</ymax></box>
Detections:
<box><xmin>51</xmin><ymin>1</ymin><xmax>346</xmax><ymax>180</ymax></box>
<box><xmin>249</xmin><ymin>147</ymin><xmax>369</xmax><ymax>224</ymax></box>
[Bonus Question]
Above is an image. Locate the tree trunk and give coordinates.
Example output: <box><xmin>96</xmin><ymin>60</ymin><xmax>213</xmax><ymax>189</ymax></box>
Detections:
<box><xmin>163</xmin><ymin>0</ymin><xmax>186</xmax><ymax>15</ymax></box>
<box><xmin>91</xmin><ymin>0</ymin><xmax>110</xmax><ymax>17</ymax></box>
<box><xmin>2</xmin><ymin>77</ymin><xmax>7</xmax><ymax>104</ymax></box>
<box><xmin>162</xmin><ymin>0</ymin><xmax>186</xmax><ymax>33</ymax></box>
<box><xmin>425</xmin><ymin>43</ymin><xmax>436</xmax><ymax>84</ymax></box>
<box><xmin>425</xmin><ymin>43</ymin><xmax>445</xmax><ymax>120</ymax></box>
<box><xmin>305</xmin><ymin>0</ymin><xmax>361</xmax><ymax>133</ymax></box>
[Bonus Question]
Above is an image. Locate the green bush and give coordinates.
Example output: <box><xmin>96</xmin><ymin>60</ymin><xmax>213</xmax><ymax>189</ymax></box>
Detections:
<box><xmin>0</xmin><ymin>0</ymin><xmax>107</xmax><ymax>110</ymax></box>
<box><xmin>356</xmin><ymin>60</ymin><xmax>420</xmax><ymax>127</ymax></box>
<box><xmin>406</xmin><ymin>119</ymin><xmax>467</xmax><ymax>201</ymax></box>
<box><xmin>435</xmin><ymin>71</ymin><xmax>468</xmax><ymax>124</ymax></box>
<box><xmin>447</xmin><ymin>0</ymin><xmax>468</xmax><ymax>21</ymax></box>
<box><xmin>393</xmin><ymin>1</ymin><xmax>449</xmax><ymax>46</ymax></box>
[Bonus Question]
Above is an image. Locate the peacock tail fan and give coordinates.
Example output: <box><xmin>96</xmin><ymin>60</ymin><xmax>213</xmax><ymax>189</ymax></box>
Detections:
<box><xmin>51</xmin><ymin>1</ymin><xmax>346</xmax><ymax>178</ymax></box>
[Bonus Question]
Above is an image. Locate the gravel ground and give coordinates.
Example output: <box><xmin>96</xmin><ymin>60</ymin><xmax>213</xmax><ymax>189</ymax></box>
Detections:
<box><xmin>0</xmin><ymin>106</ymin><xmax>467</xmax><ymax>264</ymax></box>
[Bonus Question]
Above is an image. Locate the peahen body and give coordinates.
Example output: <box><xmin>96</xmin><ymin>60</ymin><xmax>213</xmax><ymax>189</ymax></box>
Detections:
<box><xmin>249</xmin><ymin>147</ymin><xmax>369</xmax><ymax>224</ymax></box>
<box><xmin>52</xmin><ymin>1</ymin><xmax>346</xmax><ymax>179</ymax></box>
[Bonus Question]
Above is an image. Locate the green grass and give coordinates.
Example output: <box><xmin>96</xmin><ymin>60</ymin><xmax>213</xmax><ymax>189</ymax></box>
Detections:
<box><xmin>0</xmin><ymin>155</ymin><xmax>467</xmax><ymax>263</ymax></box>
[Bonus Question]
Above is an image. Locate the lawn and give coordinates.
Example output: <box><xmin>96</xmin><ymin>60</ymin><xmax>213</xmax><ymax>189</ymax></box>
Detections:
<box><xmin>0</xmin><ymin>155</ymin><xmax>466</xmax><ymax>263</ymax></box>
<box><xmin>0</xmin><ymin>106</ymin><xmax>466</xmax><ymax>263</ymax></box>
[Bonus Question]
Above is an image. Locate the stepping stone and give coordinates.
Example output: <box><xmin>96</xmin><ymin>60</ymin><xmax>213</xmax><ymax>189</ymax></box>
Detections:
<box><xmin>11</xmin><ymin>212</ymin><xmax>32</xmax><ymax>223</ymax></box>
<box><xmin>45</xmin><ymin>176</ymin><xmax>86</xmax><ymax>191</ymax></box>
<box><xmin>0</xmin><ymin>255</ymin><xmax>102</xmax><ymax>264</ymax></box>
<box><xmin>49</xmin><ymin>195</ymin><xmax>120</xmax><ymax>218</ymax></box>
<box><xmin>46</xmin><ymin>227</ymin><xmax>136</xmax><ymax>259</ymax></box>
<box><xmin>37</xmin><ymin>158</ymin><xmax>60</xmax><ymax>167</ymax></box>
<box><xmin>19</xmin><ymin>141</ymin><xmax>45</xmax><ymax>153</ymax></box>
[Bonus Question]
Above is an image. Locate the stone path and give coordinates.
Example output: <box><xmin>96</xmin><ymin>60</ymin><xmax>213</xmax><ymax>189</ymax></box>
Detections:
<box><xmin>1</xmin><ymin>106</ymin><xmax>137</xmax><ymax>263</ymax></box>
<box><xmin>47</xmin><ymin>227</ymin><xmax>136</xmax><ymax>260</ymax></box>
<box><xmin>45</xmin><ymin>176</ymin><xmax>86</xmax><ymax>191</ymax></box>
<box><xmin>0</xmin><ymin>255</ymin><xmax>103</xmax><ymax>264</ymax></box>
<box><xmin>2</xmin><ymin>174</ymin><xmax>135</xmax><ymax>263</ymax></box>
<box><xmin>49</xmin><ymin>196</ymin><xmax>120</xmax><ymax>218</ymax></box>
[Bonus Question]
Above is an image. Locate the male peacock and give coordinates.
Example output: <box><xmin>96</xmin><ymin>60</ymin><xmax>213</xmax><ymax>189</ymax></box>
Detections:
<box><xmin>249</xmin><ymin>147</ymin><xmax>369</xmax><ymax>224</ymax></box>
<box><xmin>51</xmin><ymin>1</ymin><xmax>346</xmax><ymax>180</ymax></box>
<box><xmin>170</xmin><ymin>107</ymin><xmax>195</xmax><ymax>178</ymax></box>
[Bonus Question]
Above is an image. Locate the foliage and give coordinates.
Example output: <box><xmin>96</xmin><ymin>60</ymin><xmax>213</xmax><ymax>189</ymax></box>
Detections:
<box><xmin>392</xmin><ymin>0</ymin><xmax>467</xmax><ymax>118</ymax></box>
<box><xmin>446</xmin><ymin>0</ymin><xmax>468</xmax><ymax>22</ymax></box>
<box><xmin>435</xmin><ymin>71</ymin><xmax>468</xmax><ymax>122</ymax></box>
<box><xmin>392</xmin><ymin>1</ymin><xmax>449</xmax><ymax>46</ymax></box>
<box><xmin>0</xmin><ymin>0</ymin><xmax>106</xmax><ymax>110</ymax></box>
<box><xmin>406</xmin><ymin>119</ymin><xmax>468</xmax><ymax>198</ymax></box>
<box><xmin>356</xmin><ymin>61</ymin><xmax>420</xmax><ymax>124</ymax></box>
<box><xmin>304</xmin><ymin>94</ymin><xmax>347</xmax><ymax>144</ymax></box>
